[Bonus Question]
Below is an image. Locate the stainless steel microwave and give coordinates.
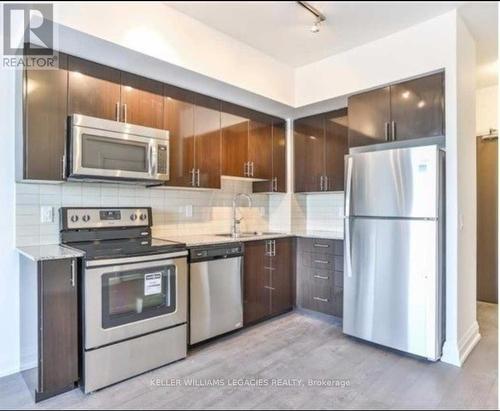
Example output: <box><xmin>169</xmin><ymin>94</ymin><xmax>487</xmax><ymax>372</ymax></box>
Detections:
<box><xmin>68</xmin><ymin>114</ymin><xmax>169</xmax><ymax>183</ymax></box>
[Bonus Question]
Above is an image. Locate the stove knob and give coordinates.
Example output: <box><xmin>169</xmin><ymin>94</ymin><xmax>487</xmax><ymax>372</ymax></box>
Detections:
<box><xmin>70</xmin><ymin>215</ymin><xmax>79</xmax><ymax>223</ymax></box>
<box><xmin>82</xmin><ymin>214</ymin><xmax>90</xmax><ymax>222</ymax></box>
<box><xmin>140</xmin><ymin>213</ymin><xmax>147</xmax><ymax>221</ymax></box>
<box><xmin>130</xmin><ymin>214</ymin><xmax>138</xmax><ymax>221</ymax></box>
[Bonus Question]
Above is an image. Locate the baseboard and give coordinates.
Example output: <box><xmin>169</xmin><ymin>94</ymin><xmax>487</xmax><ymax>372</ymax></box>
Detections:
<box><xmin>441</xmin><ymin>320</ymin><xmax>481</xmax><ymax>366</ymax></box>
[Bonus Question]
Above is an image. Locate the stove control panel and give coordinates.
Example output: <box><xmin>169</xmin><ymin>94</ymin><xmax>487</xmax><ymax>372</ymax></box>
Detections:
<box><xmin>62</xmin><ymin>207</ymin><xmax>151</xmax><ymax>230</ymax></box>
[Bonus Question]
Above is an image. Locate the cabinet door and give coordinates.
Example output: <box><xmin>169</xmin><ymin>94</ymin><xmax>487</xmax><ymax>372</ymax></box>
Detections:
<box><xmin>348</xmin><ymin>86</ymin><xmax>390</xmax><ymax>147</ymax></box>
<box><xmin>390</xmin><ymin>73</ymin><xmax>444</xmax><ymax>141</ymax></box>
<box><xmin>221</xmin><ymin>102</ymin><xmax>249</xmax><ymax>178</ymax></box>
<box><xmin>23</xmin><ymin>53</ymin><xmax>68</xmax><ymax>181</ymax></box>
<box><xmin>270</xmin><ymin>238</ymin><xmax>294</xmax><ymax>316</ymax></box>
<box><xmin>272</xmin><ymin>120</ymin><xmax>287</xmax><ymax>192</ymax></box>
<box><xmin>164</xmin><ymin>85</ymin><xmax>195</xmax><ymax>187</ymax></box>
<box><xmin>294</xmin><ymin>114</ymin><xmax>325</xmax><ymax>192</ymax></box>
<box><xmin>68</xmin><ymin>56</ymin><xmax>121</xmax><ymax>121</ymax></box>
<box><xmin>40</xmin><ymin>259</ymin><xmax>78</xmax><ymax>394</ymax></box>
<box><xmin>244</xmin><ymin>241</ymin><xmax>271</xmax><ymax>325</ymax></box>
<box><xmin>324</xmin><ymin>109</ymin><xmax>348</xmax><ymax>191</ymax></box>
<box><xmin>120</xmin><ymin>72</ymin><xmax>164</xmax><ymax>128</ymax></box>
<box><xmin>194</xmin><ymin>94</ymin><xmax>221</xmax><ymax>189</ymax></box>
<box><xmin>248</xmin><ymin>118</ymin><xmax>273</xmax><ymax>179</ymax></box>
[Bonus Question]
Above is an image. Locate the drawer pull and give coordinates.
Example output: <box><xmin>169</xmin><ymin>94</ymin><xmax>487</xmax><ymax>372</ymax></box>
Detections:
<box><xmin>313</xmin><ymin>275</ymin><xmax>329</xmax><ymax>280</ymax></box>
<box><xmin>314</xmin><ymin>260</ymin><xmax>329</xmax><ymax>264</ymax></box>
<box><xmin>313</xmin><ymin>297</ymin><xmax>329</xmax><ymax>302</ymax></box>
<box><xmin>264</xmin><ymin>266</ymin><xmax>275</xmax><ymax>271</ymax></box>
<box><xmin>264</xmin><ymin>286</ymin><xmax>276</xmax><ymax>290</ymax></box>
<box><xmin>313</xmin><ymin>243</ymin><xmax>329</xmax><ymax>248</ymax></box>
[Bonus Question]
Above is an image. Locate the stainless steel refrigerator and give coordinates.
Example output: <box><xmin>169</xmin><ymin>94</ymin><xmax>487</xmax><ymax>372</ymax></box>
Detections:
<box><xmin>343</xmin><ymin>144</ymin><xmax>445</xmax><ymax>361</ymax></box>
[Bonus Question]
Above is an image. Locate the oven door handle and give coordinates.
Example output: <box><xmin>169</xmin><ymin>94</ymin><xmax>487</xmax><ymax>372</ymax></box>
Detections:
<box><xmin>85</xmin><ymin>251</ymin><xmax>188</xmax><ymax>268</ymax></box>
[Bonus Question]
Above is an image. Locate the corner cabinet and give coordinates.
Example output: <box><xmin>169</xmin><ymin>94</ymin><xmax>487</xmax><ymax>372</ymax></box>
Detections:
<box><xmin>243</xmin><ymin>237</ymin><xmax>294</xmax><ymax>325</ymax></box>
<box><xmin>348</xmin><ymin>72</ymin><xmax>444</xmax><ymax>147</ymax></box>
<box><xmin>20</xmin><ymin>256</ymin><xmax>79</xmax><ymax>402</ymax></box>
<box><xmin>294</xmin><ymin>108</ymin><xmax>348</xmax><ymax>193</ymax></box>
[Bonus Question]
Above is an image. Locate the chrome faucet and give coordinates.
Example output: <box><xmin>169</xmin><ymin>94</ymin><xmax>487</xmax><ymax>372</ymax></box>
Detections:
<box><xmin>232</xmin><ymin>193</ymin><xmax>252</xmax><ymax>238</ymax></box>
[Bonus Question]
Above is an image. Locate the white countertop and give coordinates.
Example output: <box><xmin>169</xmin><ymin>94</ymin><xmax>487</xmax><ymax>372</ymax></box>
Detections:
<box><xmin>17</xmin><ymin>244</ymin><xmax>85</xmax><ymax>261</ymax></box>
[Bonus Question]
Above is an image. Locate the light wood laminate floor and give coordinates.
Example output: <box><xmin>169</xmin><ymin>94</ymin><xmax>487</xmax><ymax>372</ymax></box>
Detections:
<box><xmin>0</xmin><ymin>302</ymin><xmax>497</xmax><ymax>410</ymax></box>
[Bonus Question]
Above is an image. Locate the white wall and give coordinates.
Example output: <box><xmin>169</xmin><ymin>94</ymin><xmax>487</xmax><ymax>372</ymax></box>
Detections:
<box><xmin>476</xmin><ymin>85</ymin><xmax>498</xmax><ymax>133</ymax></box>
<box><xmin>52</xmin><ymin>2</ymin><xmax>294</xmax><ymax>106</ymax></box>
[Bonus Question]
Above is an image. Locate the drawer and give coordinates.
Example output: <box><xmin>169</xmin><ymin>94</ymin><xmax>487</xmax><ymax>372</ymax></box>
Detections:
<box><xmin>301</xmin><ymin>252</ymin><xmax>343</xmax><ymax>271</ymax></box>
<box><xmin>297</xmin><ymin>238</ymin><xmax>343</xmax><ymax>256</ymax></box>
<box><xmin>299</xmin><ymin>282</ymin><xmax>343</xmax><ymax>317</ymax></box>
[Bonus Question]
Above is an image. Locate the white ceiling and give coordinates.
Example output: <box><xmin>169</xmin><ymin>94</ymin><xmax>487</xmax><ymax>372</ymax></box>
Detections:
<box><xmin>167</xmin><ymin>1</ymin><xmax>498</xmax><ymax>87</ymax></box>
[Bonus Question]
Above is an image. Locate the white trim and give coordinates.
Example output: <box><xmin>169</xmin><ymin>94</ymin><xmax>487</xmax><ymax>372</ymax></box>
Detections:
<box><xmin>441</xmin><ymin>321</ymin><xmax>481</xmax><ymax>366</ymax></box>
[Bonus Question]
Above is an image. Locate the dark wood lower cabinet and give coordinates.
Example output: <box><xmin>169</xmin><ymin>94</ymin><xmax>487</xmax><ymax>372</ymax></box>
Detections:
<box><xmin>243</xmin><ymin>238</ymin><xmax>294</xmax><ymax>325</ymax></box>
<box><xmin>20</xmin><ymin>256</ymin><xmax>79</xmax><ymax>402</ymax></box>
<box><xmin>296</xmin><ymin>237</ymin><xmax>344</xmax><ymax>317</ymax></box>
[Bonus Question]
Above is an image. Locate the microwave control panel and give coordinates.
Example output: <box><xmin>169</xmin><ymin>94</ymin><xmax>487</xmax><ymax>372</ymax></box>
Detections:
<box><xmin>157</xmin><ymin>144</ymin><xmax>168</xmax><ymax>176</ymax></box>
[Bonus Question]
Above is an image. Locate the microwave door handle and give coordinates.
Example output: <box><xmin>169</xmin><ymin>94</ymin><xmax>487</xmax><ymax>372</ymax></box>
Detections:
<box><xmin>150</xmin><ymin>143</ymin><xmax>157</xmax><ymax>177</ymax></box>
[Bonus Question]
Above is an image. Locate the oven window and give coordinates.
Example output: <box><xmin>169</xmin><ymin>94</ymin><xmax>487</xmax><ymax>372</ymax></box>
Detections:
<box><xmin>81</xmin><ymin>134</ymin><xmax>149</xmax><ymax>173</ymax></box>
<box><xmin>101</xmin><ymin>265</ymin><xmax>176</xmax><ymax>329</ymax></box>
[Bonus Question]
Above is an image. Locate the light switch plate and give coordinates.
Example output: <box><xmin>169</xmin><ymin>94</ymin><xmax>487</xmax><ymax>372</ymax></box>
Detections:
<box><xmin>40</xmin><ymin>206</ymin><xmax>54</xmax><ymax>224</ymax></box>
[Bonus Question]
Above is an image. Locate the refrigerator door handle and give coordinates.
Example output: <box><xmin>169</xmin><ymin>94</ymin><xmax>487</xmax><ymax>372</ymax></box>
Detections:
<box><xmin>345</xmin><ymin>218</ymin><xmax>353</xmax><ymax>278</ymax></box>
<box><xmin>345</xmin><ymin>156</ymin><xmax>353</xmax><ymax>217</ymax></box>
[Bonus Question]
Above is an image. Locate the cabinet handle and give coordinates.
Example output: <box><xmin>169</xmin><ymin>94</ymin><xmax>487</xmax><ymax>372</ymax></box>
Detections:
<box><xmin>320</xmin><ymin>175</ymin><xmax>324</xmax><ymax>191</ymax></box>
<box><xmin>115</xmin><ymin>101</ymin><xmax>120</xmax><ymax>121</ymax></box>
<box><xmin>123</xmin><ymin>103</ymin><xmax>128</xmax><ymax>123</ymax></box>
<box><xmin>314</xmin><ymin>259</ymin><xmax>329</xmax><ymax>264</ymax></box>
<box><xmin>61</xmin><ymin>154</ymin><xmax>66</xmax><ymax>179</ymax></box>
<box><xmin>196</xmin><ymin>169</ymin><xmax>200</xmax><ymax>187</ymax></box>
<box><xmin>391</xmin><ymin>121</ymin><xmax>396</xmax><ymax>141</ymax></box>
<box><xmin>314</xmin><ymin>275</ymin><xmax>329</xmax><ymax>280</ymax></box>
<box><xmin>313</xmin><ymin>296</ymin><xmax>329</xmax><ymax>302</ymax></box>
<box><xmin>272</xmin><ymin>240</ymin><xmax>276</xmax><ymax>256</ymax></box>
<box><xmin>273</xmin><ymin>177</ymin><xmax>277</xmax><ymax>192</ymax></box>
<box><xmin>324</xmin><ymin>176</ymin><xmax>329</xmax><ymax>191</ymax></box>
<box><xmin>264</xmin><ymin>286</ymin><xmax>276</xmax><ymax>291</ymax></box>
<box><xmin>385</xmin><ymin>122</ymin><xmax>390</xmax><ymax>140</ymax></box>
<box><xmin>70</xmin><ymin>259</ymin><xmax>76</xmax><ymax>287</ymax></box>
<box><xmin>190</xmin><ymin>168</ymin><xmax>196</xmax><ymax>186</ymax></box>
<box><xmin>313</xmin><ymin>243</ymin><xmax>329</xmax><ymax>248</ymax></box>
<box><xmin>244</xmin><ymin>162</ymin><xmax>248</xmax><ymax>177</ymax></box>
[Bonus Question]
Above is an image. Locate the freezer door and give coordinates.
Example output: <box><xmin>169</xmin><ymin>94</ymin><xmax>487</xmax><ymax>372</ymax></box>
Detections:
<box><xmin>345</xmin><ymin>145</ymin><xmax>439</xmax><ymax>218</ymax></box>
<box><xmin>343</xmin><ymin>217</ymin><xmax>442</xmax><ymax>360</ymax></box>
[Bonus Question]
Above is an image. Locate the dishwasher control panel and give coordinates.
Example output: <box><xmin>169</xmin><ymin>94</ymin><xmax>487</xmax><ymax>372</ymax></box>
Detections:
<box><xmin>190</xmin><ymin>243</ymin><xmax>244</xmax><ymax>262</ymax></box>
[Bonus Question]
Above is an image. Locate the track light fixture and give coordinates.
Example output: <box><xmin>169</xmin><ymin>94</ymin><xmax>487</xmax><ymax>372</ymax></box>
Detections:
<box><xmin>297</xmin><ymin>1</ymin><xmax>326</xmax><ymax>33</ymax></box>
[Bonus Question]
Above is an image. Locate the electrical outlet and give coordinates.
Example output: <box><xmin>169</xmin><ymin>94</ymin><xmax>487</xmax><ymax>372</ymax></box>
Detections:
<box><xmin>40</xmin><ymin>206</ymin><xmax>54</xmax><ymax>224</ymax></box>
<box><xmin>185</xmin><ymin>205</ymin><xmax>193</xmax><ymax>218</ymax></box>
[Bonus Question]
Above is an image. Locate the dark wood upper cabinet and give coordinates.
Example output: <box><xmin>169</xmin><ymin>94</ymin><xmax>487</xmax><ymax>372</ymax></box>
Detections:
<box><xmin>325</xmin><ymin>109</ymin><xmax>348</xmax><ymax>192</ymax></box>
<box><xmin>272</xmin><ymin>120</ymin><xmax>287</xmax><ymax>192</ymax></box>
<box><xmin>194</xmin><ymin>94</ymin><xmax>222</xmax><ymax>189</ymax></box>
<box><xmin>248</xmin><ymin>118</ymin><xmax>273</xmax><ymax>180</ymax></box>
<box><xmin>348</xmin><ymin>72</ymin><xmax>445</xmax><ymax>147</ymax></box>
<box><xmin>243</xmin><ymin>240</ymin><xmax>270</xmax><ymax>325</ymax></box>
<box><xmin>164</xmin><ymin>85</ymin><xmax>195</xmax><ymax>188</ymax></box>
<box><xmin>67</xmin><ymin>56</ymin><xmax>121</xmax><ymax>121</ymax></box>
<box><xmin>348</xmin><ymin>86</ymin><xmax>390</xmax><ymax>148</ymax></box>
<box><xmin>294</xmin><ymin>114</ymin><xmax>326</xmax><ymax>193</ymax></box>
<box><xmin>221</xmin><ymin>103</ymin><xmax>249</xmax><ymax>178</ymax></box>
<box><xmin>390</xmin><ymin>72</ymin><xmax>444</xmax><ymax>141</ymax></box>
<box><xmin>23</xmin><ymin>53</ymin><xmax>68</xmax><ymax>181</ymax></box>
<box><xmin>120</xmin><ymin>72</ymin><xmax>164</xmax><ymax>129</ymax></box>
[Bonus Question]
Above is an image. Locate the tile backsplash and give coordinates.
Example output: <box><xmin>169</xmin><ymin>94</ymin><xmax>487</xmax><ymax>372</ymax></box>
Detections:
<box><xmin>291</xmin><ymin>193</ymin><xmax>345</xmax><ymax>233</ymax></box>
<box><xmin>16</xmin><ymin>179</ymin><xmax>270</xmax><ymax>246</ymax></box>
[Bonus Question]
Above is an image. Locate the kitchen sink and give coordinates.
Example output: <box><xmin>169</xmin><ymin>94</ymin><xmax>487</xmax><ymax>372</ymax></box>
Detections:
<box><xmin>215</xmin><ymin>232</ymin><xmax>285</xmax><ymax>239</ymax></box>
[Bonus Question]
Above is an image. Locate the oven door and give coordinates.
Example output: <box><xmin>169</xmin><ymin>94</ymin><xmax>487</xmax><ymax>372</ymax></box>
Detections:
<box><xmin>70</xmin><ymin>124</ymin><xmax>159</xmax><ymax>181</ymax></box>
<box><xmin>84</xmin><ymin>253</ymin><xmax>187</xmax><ymax>350</ymax></box>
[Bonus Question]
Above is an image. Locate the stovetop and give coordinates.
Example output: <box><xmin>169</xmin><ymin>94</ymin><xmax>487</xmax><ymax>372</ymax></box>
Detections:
<box><xmin>67</xmin><ymin>237</ymin><xmax>186</xmax><ymax>260</ymax></box>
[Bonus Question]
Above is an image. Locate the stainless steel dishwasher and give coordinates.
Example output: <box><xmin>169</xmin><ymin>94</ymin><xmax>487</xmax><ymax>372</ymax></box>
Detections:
<box><xmin>189</xmin><ymin>243</ymin><xmax>244</xmax><ymax>344</ymax></box>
